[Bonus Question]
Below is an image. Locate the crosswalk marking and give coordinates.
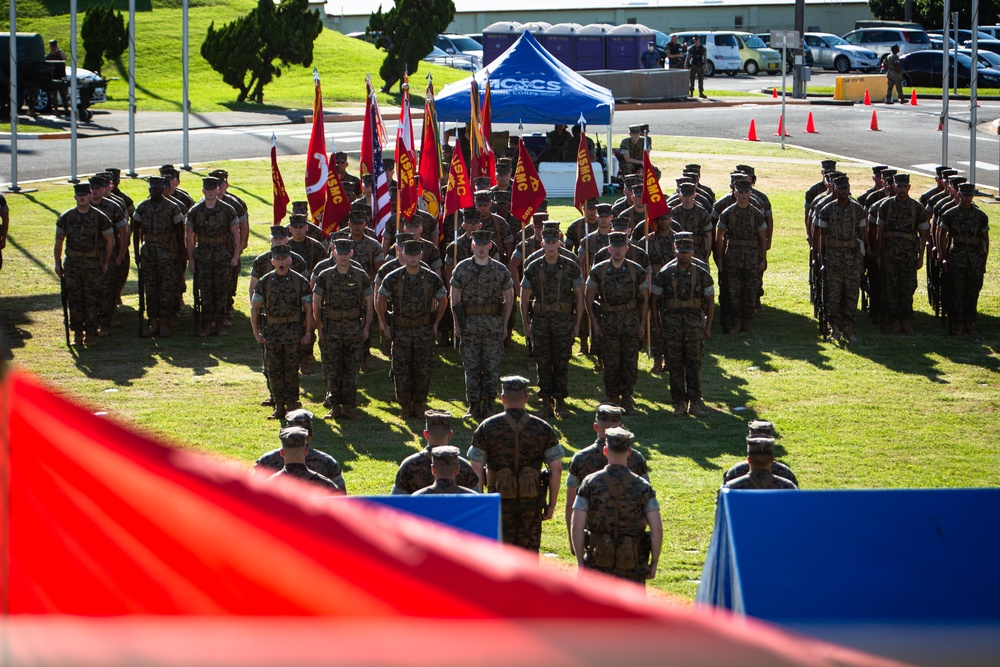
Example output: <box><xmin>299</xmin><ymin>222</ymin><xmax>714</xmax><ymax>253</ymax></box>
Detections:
<box><xmin>955</xmin><ymin>160</ymin><xmax>999</xmax><ymax>172</ymax></box>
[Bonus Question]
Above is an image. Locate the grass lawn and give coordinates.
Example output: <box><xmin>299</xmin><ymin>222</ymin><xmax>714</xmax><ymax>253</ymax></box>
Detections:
<box><xmin>2</xmin><ymin>136</ymin><xmax>999</xmax><ymax>600</ymax></box>
<box><xmin>2</xmin><ymin>0</ymin><xmax>469</xmax><ymax>111</ymax></box>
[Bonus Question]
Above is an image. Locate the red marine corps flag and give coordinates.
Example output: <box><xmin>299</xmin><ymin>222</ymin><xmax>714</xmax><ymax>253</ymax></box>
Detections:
<box><xmin>322</xmin><ymin>137</ymin><xmax>350</xmax><ymax>236</ymax></box>
<box><xmin>418</xmin><ymin>74</ymin><xmax>443</xmax><ymax>227</ymax></box>
<box><xmin>511</xmin><ymin>135</ymin><xmax>546</xmax><ymax>224</ymax></box>
<box><xmin>304</xmin><ymin>68</ymin><xmax>330</xmax><ymax>223</ymax></box>
<box><xmin>270</xmin><ymin>133</ymin><xmax>290</xmax><ymax>225</ymax></box>
<box><xmin>395</xmin><ymin>71</ymin><xmax>419</xmax><ymax>222</ymax></box>
<box><xmin>479</xmin><ymin>79</ymin><xmax>496</xmax><ymax>186</ymax></box>
<box><xmin>641</xmin><ymin>148</ymin><xmax>671</xmax><ymax>230</ymax></box>
<box><xmin>573</xmin><ymin>117</ymin><xmax>600</xmax><ymax>213</ymax></box>
<box><xmin>443</xmin><ymin>144</ymin><xmax>473</xmax><ymax>217</ymax></box>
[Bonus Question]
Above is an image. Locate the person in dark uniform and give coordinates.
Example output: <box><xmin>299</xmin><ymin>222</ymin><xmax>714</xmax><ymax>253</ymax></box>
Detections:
<box><xmin>412</xmin><ymin>446</ymin><xmax>479</xmax><ymax>495</ymax></box>
<box><xmin>722</xmin><ymin>419</ymin><xmax>799</xmax><ymax>487</ymax></box>
<box><xmin>266</xmin><ymin>426</ymin><xmax>343</xmax><ymax>493</ymax></box>
<box><xmin>940</xmin><ymin>183</ymin><xmax>990</xmax><ymax>335</ymax></box>
<box><xmin>641</xmin><ymin>40</ymin><xmax>661</xmax><ymax>69</ymax></box>
<box><xmin>254</xmin><ymin>409</ymin><xmax>347</xmax><ymax>490</ymax></box>
<box><xmin>392</xmin><ymin>410</ymin><xmax>482</xmax><ymax>494</ymax></box>
<box><xmin>722</xmin><ymin>436</ymin><xmax>799</xmax><ymax>490</ymax></box>
<box><xmin>685</xmin><ymin>35</ymin><xmax>708</xmax><ymax>98</ymax></box>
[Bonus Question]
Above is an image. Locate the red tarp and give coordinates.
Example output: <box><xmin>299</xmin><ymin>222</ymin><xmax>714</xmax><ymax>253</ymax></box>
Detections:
<box><xmin>0</xmin><ymin>370</ymin><xmax>911</xmax><ymax>666</ymax></box>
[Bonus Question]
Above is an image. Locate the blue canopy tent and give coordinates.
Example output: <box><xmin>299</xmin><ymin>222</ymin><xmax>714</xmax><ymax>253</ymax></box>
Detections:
<box><xmin>697</xmin><ymin>488</ymin><xmax>1000</xmax><ymax>667</ymax></box>
<box><xmin>434</xmin><ymin>31</ymin><xmax>615</xmax><ymax>190</ymax></box>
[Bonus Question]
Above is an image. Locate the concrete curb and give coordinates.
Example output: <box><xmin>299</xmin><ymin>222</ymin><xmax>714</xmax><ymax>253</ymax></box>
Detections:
<box><xmin>0</xmin><ymin>131</ymin><xmax>72</xmax><ymax>140</ymax></box>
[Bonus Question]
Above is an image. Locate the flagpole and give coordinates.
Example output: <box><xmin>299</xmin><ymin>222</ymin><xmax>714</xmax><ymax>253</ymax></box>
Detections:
<box><xmin>643</xmin><ymin>127</ymin><xmax>653</xmax><ymax>358</ymax></box>
<box><xmin>453</xmin><ymin>211</ymin><xmax>458</xmax><ymax>350</ymax></box>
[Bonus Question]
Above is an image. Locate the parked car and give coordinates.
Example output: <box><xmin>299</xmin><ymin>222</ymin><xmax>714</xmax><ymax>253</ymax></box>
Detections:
<box><xmin>960</xmin><ymin>47</ymin><xmax>1000</xmax><ymax>70</ymax></box>
<box><xmin>842</xmin><ymin>27</ymin><xmax>932</xmax><ymax>62</ymax></box>
<box><xmin>928</xmin><ymin>29</ymin><xmax>1000</xmax><ymax>55</ymax></box>
<box><xmin>804</xmin><ymin>32</ymin><xmax>880</xmax><ymax>73</ymax></box>
<box><xmin>422</xmin><ymin>46</ymin><xmax>480</xmax><ymax>72</ymax></box>
<box><xmin>434</xmin><ymin>34</ymin><xmax>483</xmax><ymax>64</ymax></box>
<box><xmin>756</xmin><ymin>32</ymin><xmax>814</xmax><ymax>74</ymax></box>
<box><xmin>979</xmin><ymin>25</ymin><xmax>1000</xmax><ymax>39</ymax></box>
<box><xmin>724</xmin><ymin>31</ymin><xmax>783</xmax><ymax>75</ymax></box>
<box><xmin>463</xmin><ymin>33</ymin><xmax>483</xmax><ymax>46</ymax></box>
<box><xmin>898</xmin><ymin>49</ymin><xmax>1000</xmax><ymax>88</ymax></box>
<box><xmin>670</xmin><ymin>31</ymin><xmax>742</xmax><ymax>76</ymax></box>
<box><xmin>927</xmin><ymin>34</ymin><xmax>958</xmax><ymax>50</ymax></box>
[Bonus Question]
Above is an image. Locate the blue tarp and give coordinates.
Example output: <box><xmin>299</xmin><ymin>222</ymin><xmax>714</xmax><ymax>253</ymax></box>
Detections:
<box><xmin>697</xmin><ymin>488</ymin><xmax>1000</xmax><ymax>623</ymax></box>
<box><xmin>353</xmin><ymin>494</ymin><xmax>502</xmax><ymax>541</ymax></box>
<box><xmin>434</xmin><ymin>31</ymin><xmax>614</xmax><ymax>126</ymax></box>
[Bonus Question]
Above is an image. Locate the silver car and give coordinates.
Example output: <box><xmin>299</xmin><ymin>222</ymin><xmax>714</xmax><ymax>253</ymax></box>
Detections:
<box><xmin>841</xmin><ymin>27</ymin><xmax>932</xmax><ymax>63</ymax></box>
<box><xmin>804</xmin><ymin>32</ymin><xmax>879</xmax><ymax>73</ymax></box>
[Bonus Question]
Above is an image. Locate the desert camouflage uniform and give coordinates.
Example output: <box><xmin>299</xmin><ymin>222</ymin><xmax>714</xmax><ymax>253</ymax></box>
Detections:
<box><xmin>313</xmin><ymin>265</ymin><xmax>372</xmax><ymax>410</ymax></box>
<box><xmin>818</xmin><ymin>198</ymin><xmax>867</xmax><ymax>330</ymax></box>
<box><xmin>469</xmin><ymin>408</ymin><xmax>564</xmax><ymax>551</ymax></box>
<box><xmin>379</xmin><ymin>266</ymin><xmax>446</xmax><ymax>413</ymax></box>
<box><xmin>875</xmin><ymin>197</ymin><xmax>928</xmax><ymax>324</ymax></box>
<box><xmin>652</xmin><ymin>260</ymin><xmax>714</xmax><ymax>406</ymax></box>
<box><xmin>255</xmin><ymin>448</ymin><xmax>345</xmax><ymax>488</ymax></box>
<box><xmin>56</xmin><ymin>206</ymin><xmax>114</xmax><ymax>334</ymax></box>
<box><xmin>940</xmin><ymin>204</ymin><xmax>989</xmax><ymax>326</ymax></box>
<box><xmin>392</xmin><ymin>447</ymin><xmax>482</xmax><ymax>494</ymax></box>
<box><xmin>253</xmin><ymin>270</ymin><xmax>311</xmax><ymax>407</ymax></box>
<box><xmin>133</xmin><ymin>196</ymin><xmax>184</xmax><ymax>320</ymax></box>
<box><xmin>717</xmin><ymin>203</ymin><xmax>767</xmax><ymax>328</ymax></box>
<box><xmin>187</xmin><ymin>200</ymin><xmax>239</xmax><ymax>323</ymax></box>
<box><xmin>587</xmin><ymin>258</ymin><xmax>648</xmax><ymax>402</ymax></box>
<box><xmin>451</xmin><ymin>257</ymin><xmax>514</xmax><ymax>406</ymax></box>
<box><xmin>575</xmin><ymin>465</ymin><xmax>658</xmax><ymax>583</ymax></box>
<box><xmin>522</xmin><ymin>255</ymin><xmax>582</xmax><ymax>401</ymax></box>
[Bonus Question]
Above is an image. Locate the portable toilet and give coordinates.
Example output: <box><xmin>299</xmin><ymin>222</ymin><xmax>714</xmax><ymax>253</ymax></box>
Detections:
<box><xmin>576</xmin><ymin>24</ymin><xmax>612</xmax><ymax>71</ymax></box>
<box><xmin>607</xmin><ymin>23</ymin><xmax>656</xmax><ymax>70</ymax></box>
<box><xmin>541</xmin><ymin>23</ymin><xmax>582</xmax><ymax>69</ymax></box>
<box><xmin>483</xmin><ymin>22</ymin><xmax>522</xmax><ymax>65</ymax></box>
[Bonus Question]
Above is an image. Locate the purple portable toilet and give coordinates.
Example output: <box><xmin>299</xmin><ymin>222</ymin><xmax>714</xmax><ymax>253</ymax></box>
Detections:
<box><xmin>541</xmin><ymin>23</ymin><xmax>582</xmax><ymax>69</ymax></box>
<box><xmin>576</xmin><ymin>23</ymin><xmax>612</xmax><ymax>71</ymax></box>
<box><xmin>483</xmin><ymin>21</ymin><xmax>522</xmax><ymax>65</ymax></box>
<box><xmin>607</xmin><ymin>24</ymin><xmax>655</xmax><ymax>70</ymax></box>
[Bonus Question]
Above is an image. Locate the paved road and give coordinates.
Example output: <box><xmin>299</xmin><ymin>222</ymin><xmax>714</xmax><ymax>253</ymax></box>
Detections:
<box><xmin>4</xmin><ymin>96</ymin><xmax>1000</xmax><ymax>191</ymax></box>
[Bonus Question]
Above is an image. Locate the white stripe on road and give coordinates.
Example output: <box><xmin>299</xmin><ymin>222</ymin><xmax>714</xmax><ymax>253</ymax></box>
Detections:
<box><xmin>955</xmin><ymin>160</ymin><xmax>999</xmax><ymax>172</ymax></box>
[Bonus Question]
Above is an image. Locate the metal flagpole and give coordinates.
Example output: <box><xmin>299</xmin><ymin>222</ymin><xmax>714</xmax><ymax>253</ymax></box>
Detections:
<box><xmin>69</xmin><ymin>0</ymin><xmax>79</xmax><ymax>184</ymax></box>
<box><xmin>182</xmin><ymin>0</ymin><xmax>190</xmax><ymax>170</ymax></box>
<box><xmin>970</xmin><ymin>0</ymin><xmax>979</xmax><ymax>187</ymax></box>
<box><xmin>643</xmin><ymin>126</ymin><xmax>652</xmax><ymax>357</ymax></box>
<box><xmin>6</xmin><ymin>1</ymin><xmax>20</xmax><ymax>193</ymax></box>
<box><xmin>942</xmin><ymin>0</ymin><xmax>950</xmax><ymax>165</ymax></box>
<box><xmin>127</xmin><ymin>0</ymin><xmax>137</xmax><ymax>177</ymax></box>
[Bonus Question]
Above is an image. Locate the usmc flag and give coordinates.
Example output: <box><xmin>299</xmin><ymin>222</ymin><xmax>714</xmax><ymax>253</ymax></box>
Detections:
<box><xmin>443</xmin><ymin>146</ymin><xmax>473</xmax><ymax>218</ymax></box>
<box><xmin>573</xmin><ymin>129</ymin><xmax>600</xmax><ymax>213</ymax></box>
<box><xmin>395</xmin><ymin>72</ymin><xmax>418</xmax><ymax>222</ymax></box>
<box><xmin>641</xmin><ymin>150</ymin><xmax>670</xmax><ymax>230</ymax></box>
<box><xmin>511</xmin><ymin>139</ymin><xmax>546</xmax><ymax>224</ymax></box>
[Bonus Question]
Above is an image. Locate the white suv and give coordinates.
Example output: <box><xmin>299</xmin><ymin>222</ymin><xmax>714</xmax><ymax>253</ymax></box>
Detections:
<box><xmin>841</xmin><ymin>27</ymin><xmax>932</xmax><ymax>63</ymax></box>
<box><xmin>670</xmin><ymin>32</ymin><xmax>743</xmax><ymax>76</ymax></box>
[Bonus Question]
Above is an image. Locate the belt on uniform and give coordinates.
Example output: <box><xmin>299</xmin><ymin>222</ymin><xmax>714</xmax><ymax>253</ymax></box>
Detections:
<box><xmin>324</xmin><ymin>308</ymin><xmax>361</xmax><ymax>320</ymax></box>
<box><xmin>197</xmin><ymin>234</ymin><xmax>229</xmax><ymax>245</ymax></box>
<box><xmin>465</xmin><ymin>305</ymin><xmax>499</xmax><ymax>316</ymax></box>
<box><xmin>143</xmin><ymin>233</ymin><xmax>175</xmax><ymax>244</ymax></box>
<box><xmin>826</xmin><ymin>238</ymin><xmax>858</xmax><ymax>248</ymax></box>
<box><xmin>601</xmin><ymin>302</ymin><xmax>637</xmax><ymax>314</ymax></box>
<box><xmin>65</xmin><ymin>249</ymin><xmax>100</xmax><ymax>258</ymax></box>
<box><xmin>664</xmin><ymin>307</ymin><xmax>702</xmax><ymax>315</ymax></box>
<box><xmin>951</xmin><ymin>236</ymin><xmax>981</xmax><ymax>245</ymax></box>
<box><xmin>533</xmin><ymin>301</ymin><xmax>572</xmax><ymax>314</ymax></box>
<box><xmin>665</xmin><ymin>297</ymin><xmax>700</xmax><ymax>310</ymax></box>
<box><xmin>395</xmin><ymin>314</ymin><xmax>432</xmax><ymax>327</ymax></box>
<box><xmin>267</xmin><ymin>315</ymin><xmax>302</xmax><ymax>325</ymax></box>
<box><xmin>726</xmin><ymin>239</ymin><xmax>758</xmax><ymax>247</ymax></box>
<box><xmin>884</xmin><ymin>230</ymin><xmax>916</xmax><ymax>240</ymax></box>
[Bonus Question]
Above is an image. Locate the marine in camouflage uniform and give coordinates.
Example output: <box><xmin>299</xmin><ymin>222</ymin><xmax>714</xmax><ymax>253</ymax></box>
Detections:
<box><xmin>287</xmin><ymin>213</ymin><xmax>328</xmax><ymax>375</ymax></box>
<box><xmin>565</xmin><ymin>404</ymin><xmax>649</xmax><ymax>552</ymax></box>
<box><xmin>412</xmin><ymin>445</ymin><xmax>479</xmax><ymax>495</ymax></box>
<box><xmin>520</xmin><ymin>229</ymin><xmax>584</xmax><ymax>418</ymax></box>
<box><xmin>468</xmin><ymin>376</ymin><xmax>564</xmax><ymax>553</ymax></box>
<box><xmin>251</xmin><ymin>244</ymin><xmax>313</xmax><ymax>420</ymax></box>
<box><xmin>87</xmin><ymin>174</ymin><xmax>128</xmax><ymax>334</ymax></box>
<box><xmin>105</xmin><ymin>168</ymin><xmax>135</xmax><ymax>308</ymax></box>
<box><xmin>451</xmin><ymin>230</ymin><xmax>515</xmax><ymax>421</ymax></box>
<box><xmin>266</xmin><ymin>426</ymin><xmax>343</xmax><ymax>493</ymax></box>
<box><xmin>817</xmin><ymin>176</ymin><xmax>867</xmax><ymax>341</ymax></box>
<box><xmin>186</xmin><ymin>177</ymin><xmax>240</xmax><ymax>336</ymax></box>
<box><xmin>723</xmin><ymin>419</ymin><xmax>799</xmax><ymax>487</ymax></box>
<box><xmin>377</xmin><ymin>240</ymin><xmax>448</xmax><ymax>419</ymax></box>
<box><xmin>643</xmin><ymin>213</ymin><xmax>677</xmax><ymax>373</ymax></box>
<box><xmin>254</xmin><ymin>409</ymin><xmax>347</xmax><ymax>490</ymax></box>
<box><xmin>652</xmin><ymin>232</ymin><xmax>715</xmax><ymax>417</ymax></box>
<box><xmin>618</xmin><ymin>125</ymin><xmax>646</xmax><ymax>176</ymax></box>
<box><xmin>565</xmin><ymin>198</ymin><xmax>599</xmax><ymax>254</ymax></box>
<box><xmin>54</xmin><ymin>184</ymin><xmax>115</xmax><ymax>345</ymax></box>
<box><xmin>714</xmin><ymin>179</ymin><xmax>767</xmax><ymax>334</ymax></box>
<box><xmin>875</xmin><ymin>173</ymin><xmax>929</xmax><ymax>334</ymax></box>
<box><xmin>669</xmin><ymin>185</ymin><xmax>714</xmax><ymax>264</ymax></box>
<box><xmin>470</xmin><ymin>190</ymin><xmax>512</xmax><ymax>263</ymax></box>
<box><xmin>940</xmin><ymin>183</ymin><xmax>990</xmax><ymax>335</ymax></box>
<box><xmin>723</xmin><ymin>436</ymin><xmax>799</xmax><ymax>490</ymax></box>
<box><xmin>209</xmin><ymin>169</ymin><xmax>249</xmax><ymax>319</ymax></box>
<box><xmin>572</xmin><ymin>427</ymin><xmax>661</xmax><ymax>585</ymax></box>
<box><xmin>0</xmin><ymin>193</ymin><xmax>8</xmax><ymax>272</ymax></box>
<box><xmin>586</xmin><ymin>232</ymin><xmax>649</xmax><ymax>413</ymax></box>
<box><xmin>313</xmin><ymin>239</ymin><xmax>373</xmax><ymax>421</ymax></box>
<box><xmin>392</xmin><ymin>410</ymin><xmax>482</xmax><ymax>494</ymax></box>
<box><xmin>132</xmin><ymin>176</ymin><xmax>185</xmax><ymax>336</ymax></box>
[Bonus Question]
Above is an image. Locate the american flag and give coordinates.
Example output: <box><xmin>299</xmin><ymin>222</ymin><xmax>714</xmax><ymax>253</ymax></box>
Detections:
<box><xmin>368</xmin><ymin>90</ymin><xmax>392</xmax><ymax>240</ymax></box>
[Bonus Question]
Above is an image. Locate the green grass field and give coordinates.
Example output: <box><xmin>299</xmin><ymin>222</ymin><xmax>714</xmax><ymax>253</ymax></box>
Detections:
<box><xmin>2</xmin><ymin>135</ymin><xmax>999</xmax><ymax>600</ymax></box>
<box><xmin>2</xmin><ymin>0</ymin><xmax>469</xmax><ymax>111</ymax></box>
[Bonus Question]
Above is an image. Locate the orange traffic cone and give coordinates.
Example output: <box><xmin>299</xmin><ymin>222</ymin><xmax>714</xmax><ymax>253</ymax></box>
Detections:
<box><xmin>870</xmin><ymin>109</ymin><xmax>880</xmax><ymax>131</ymax></box>
<box><xmin>773</xmin><ymin>114</ymin><xmax>791</xmax><ymax>137</ymax></box>
<box><xmin>909</xmin><ymin>89</ymin><xmax>918</xmax><ymax>106</ymax></box>
<box><xmin>746</xmin><ymin>118</ymin><xmax>759</xmax><ymax>141</ymax></box>
<box><xmin>772</xmin><ymin>87</ymin><xmax>778</xmax><ymax>99</ymax></box>
<box><xmin>804</xmin><ymin>111</ymin><xmax>818</xmax><ymax>133</ymax></box>
<box><xmin>863</xmin><ymin>89</ymin><xmax>872</xmax><ymax>105</ymax></box>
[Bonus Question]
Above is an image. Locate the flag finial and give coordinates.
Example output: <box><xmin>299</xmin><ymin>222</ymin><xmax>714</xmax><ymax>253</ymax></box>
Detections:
<box><xmin>313</xmin><ymin>67</ymin><xmax>320</xmax><ymax>84</ymax></box>
<box><xmin>578</xmin><ymin>113</ymin><xmax>587</xmax><ymax>126</ymax></box>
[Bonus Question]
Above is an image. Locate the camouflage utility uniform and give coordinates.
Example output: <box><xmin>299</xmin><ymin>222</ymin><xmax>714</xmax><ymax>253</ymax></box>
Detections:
<box><xmin>253</xmin><ymin>270</ymin><xmax>312</xmax><ymax>409</ymax></box>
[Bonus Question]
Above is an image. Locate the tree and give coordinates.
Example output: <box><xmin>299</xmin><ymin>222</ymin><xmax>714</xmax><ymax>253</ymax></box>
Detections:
<box><xmin>367</xmin><ymin>0</ymin><xmax>455</xmax><ymax>93</ymax></box>
<box><xmin>81</xmin><ymin>1</ymin><xmax>129</xmax><ymax>73</ymax></box>
<box><xmin>867</xmin><ymin>0</ymin><xmax>997</xmax><ymax>29</ymax></box>
<box><xmin>201</xmin><ymin>0</ymin><xmax>323</xmax><ymax>104</ymax></box>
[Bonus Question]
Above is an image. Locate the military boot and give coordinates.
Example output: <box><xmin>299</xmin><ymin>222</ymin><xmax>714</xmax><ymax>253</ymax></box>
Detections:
<box><xmin>672</xmin><ymin>402</ymin><xmax>687</xmax><ymax>416</ymax></box>
<box><xmin>593</xmin><ymin>357</ymin><xmax>604</xmax><ymax>372</ymax></box>
<box><xmin>688</xmin><ymin>401</ymin><xmax>707</xmax><ymax>418</ymax></box>
<box><xmin>651</xmin><ymin>356</ymin><xmax>664</xmax><ymax>373</ymax></box>
<box><xmin>343</xmin><ymin>404</ymin><xmax>363</xmax><ymax>422</ymax></box>
<box><xmin>158</xmin><ymin>318</ymin><xmax>170</xmax><ymax>337</ymax></box>
<box><xmin>261</xmin><ymin>396</ymin><xmax>275</xmax><ymax>407</ymax></box>
<box><xmin>84</xmin><ymin>329</ymin><xmax>99</xmax><ymax>346</ymax></box>
<box><xmin>299</xmin><ymin>356</ymin><xmax>313</xmax><ymax>375</ymax></box>
<box><xmin>555</xmin><ymin>397</ymin><xmax>569</xmax><ymax>418</ymax></box>
<box><xmin>266</xmin><ymin>404</ymin><xmax>286</xmax><ymax>420</ymax></box>
<box><xmin>144</xmin><ymin>319</ymin><xmax>160</xmax><ymax>338</ymax></box>
<box><xmin>540</xmin><ymin>397</ymin><xmax>555</xmax><ymax>419</ymax></box>
<box><xmin>72</xmin><ymin>329</ymin><xmax>84</xmax><ymax>347</ymax></box>
<box><xmin>728</xmin><ymin>319</ymin><xmax>742</xmax><ymax>334</ymax></box>
<box><xmin>200</xmin><ymin>321</ymin><xmax>216</xmax><ymax>337</ymax></box>
<box><xmin>323</xmin><ymin>405</ymin><xmax>343</xmax><ymax>420</ymax></box>
<box><xmin>742</xmin><ymin>320</ymin><xmax>754</xmax><ymax>335</ymax></box>
<box><xmin>97</xmin><ymin>323</ymin><xmax>111</xmax><ymax>337</ymax></box>
<box><xmin>215</xmin><ymin>320</ymin><xmax>230</xmax><ymax>337</ymax></box>
<box><xmin>621</xmin><ymin>395</ymin><xmax>637</xmax><ymax>416</ymax></box>
<box><xmin>828</xmin><ymin>325</ymin><xmax>841</xmax><ymax>341</ymax></box>
<box><xmin>843</xmin><ymin>323</ymin><xmax>858</xmax><ymax>343</ymax></box>
<box><xmin>463</xmin><ymin>403</ymin><xmax>477</xmax><ymax>420</ymax></box>
<box><xmin>966</xmin><ymin>322</ymin><xmax>980</xmax><ymax>336</ymax></box>
<box><xmin>579</xmin><ymin>335</ymin><xmax>589</xmax><ymax>355</ymax></box>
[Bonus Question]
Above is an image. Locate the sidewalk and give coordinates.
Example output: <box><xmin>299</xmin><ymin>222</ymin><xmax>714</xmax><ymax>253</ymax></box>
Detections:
<box><xmin>2</xmin><ymin>95</ymin><xmax>841</xmax><ymax>140</ymax></box>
